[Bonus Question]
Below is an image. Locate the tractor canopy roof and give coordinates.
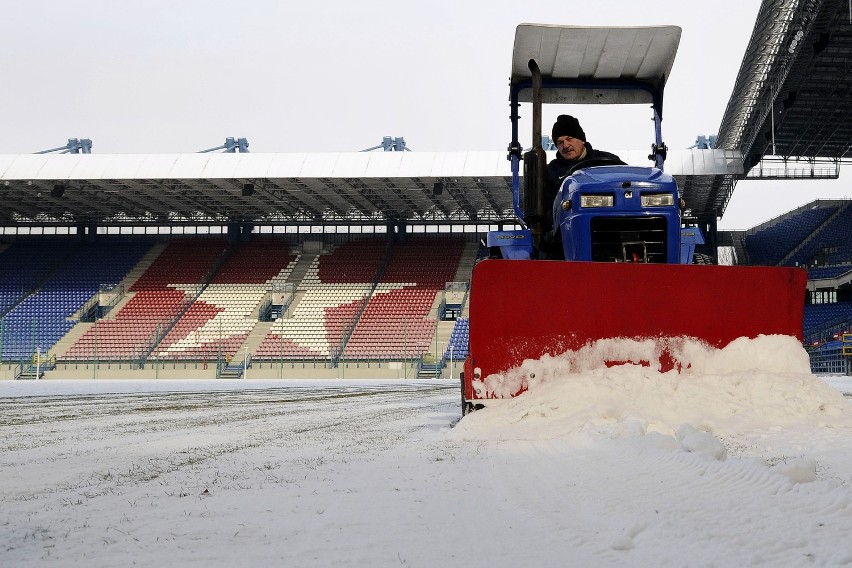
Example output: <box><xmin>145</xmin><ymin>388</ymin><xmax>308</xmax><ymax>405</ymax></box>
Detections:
<box><xmin>510</xmin><ymin>24</ymin><xmax>681</xmax><ymax>110</ymax></box>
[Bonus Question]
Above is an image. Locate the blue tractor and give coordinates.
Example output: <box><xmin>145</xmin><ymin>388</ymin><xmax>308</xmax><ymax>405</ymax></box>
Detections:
<box><xmin>490</xmin><ymin>24</ymin><xmax>701</xmax><ymax>265</ymax></box>
<box><xmin>461</xmin><ymin>24</ymin><xmax>807</xmax><ymax>414</ymax></box>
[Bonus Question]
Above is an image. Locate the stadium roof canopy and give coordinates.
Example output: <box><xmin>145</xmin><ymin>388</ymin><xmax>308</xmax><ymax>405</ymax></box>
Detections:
<box><xmin>5</xmin><ymin>3</ymin><xmax>848</xmax><ymax>230</ymax></box>
<box><xmin>0</xmin><ymin>150</ymin><xmax>740</xmax><ymax>228</ymax></box>
<box><xmin>717</xmin><ymin>0</ymin><xmax>852</xmax><ymax>173</ymax></box>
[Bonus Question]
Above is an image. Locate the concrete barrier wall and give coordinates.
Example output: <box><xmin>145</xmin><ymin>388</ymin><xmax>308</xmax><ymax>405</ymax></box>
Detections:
<box><xmin>0</xmin><ymin>361</ymin><xmax>455</xmax><ymax>380</ymax></box>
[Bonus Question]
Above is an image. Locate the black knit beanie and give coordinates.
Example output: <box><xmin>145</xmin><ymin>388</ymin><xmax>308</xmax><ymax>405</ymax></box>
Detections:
<box><xmin>551</xmin><ymin>115</ymin><xmax>586</xmax><ymax>142</ymax></box>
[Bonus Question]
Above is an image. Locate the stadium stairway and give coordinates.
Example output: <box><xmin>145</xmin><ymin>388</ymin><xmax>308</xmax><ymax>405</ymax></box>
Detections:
<box><xmin>227</xmin><ymin>321</ymin><xmax>274</xmax><ymax>376</ymax></box>
<box><xmin>340</xmin><ymin>237</ymin><xmax>464</xmax><ymax>362</ymax></box>
<box><xmin>249</xmin><ymin>250</ymin><xmax>316</xmax><ymax>362</ymax></box>
<box><xmin>731</xmin><ymin>233</ymin><xmax>750</xmax><ymax>266</ymax></box>
<box><xmin>453</xmin><ymin>241</ymin><xmax>480</xmax><ymax>283</ymax></box>
<box><xmin>51</xmin><ymin>321</ymin><xmax>92</xmax><ymax>360</ymax></box>
<box><xmin>87</xmin><ymin>242</ymin><xmax>168</xmax><ymax>320</ymax></box>
<box><xmin>147</xmin><ymin>238</ymin><xmax>298</xmax><ymax>364</ymax></box>
<box><xmin>418</xmin><ymin>318</ymin><xmax>456</xmax><ymax>379</ymax></box>
<box><xmin>436</xmin><ymin>240</ymin><xmax>479</xmax><ymax>374</ymax></box>
<box><xmin>412</xmin><ymin>240</ymin><xmax>479</xmax><ymax>378</ymax></box>
<box><xmin>120</xmin><ymin>243</ymin><xmax>168</xmax><ymax>290</ymax></box>
<box><xmin>286</xmin><ymin>251</ymin><xmax>319</xmax><ymax>292</ymax></box>
<box><xmin>7</xmin><ymin>243</ymin><xmax>160</xmax><ymax>365</ymax></box>
<box><xmin>271</xmin><ymin>251</ymin><xmax>317</xmax><ymax>319</ymax></box>
<box><xmin>455</xmin><ymin>241</ymin><xmax>480</xmax><ymax>319</ymax></box>
<box><xmin>418</xmin><ymin>276</ymin><xmax>472</xmax><ymax>379</ymax></box>
<box><xmin>424</xmin><ymin>243</ymin><xmax>478</xmax><ymax>375</ymax></box>
<box><xmin>256</xmin><ymin>239</ymin><xmax>387</xmax><ymax>362</ymax></box>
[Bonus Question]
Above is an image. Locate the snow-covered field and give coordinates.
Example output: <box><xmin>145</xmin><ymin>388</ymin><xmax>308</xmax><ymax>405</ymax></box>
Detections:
<box><xmin>1</xmin><ymin>336</ymin><xmax>851</xmax><ymax>567</ymax></box>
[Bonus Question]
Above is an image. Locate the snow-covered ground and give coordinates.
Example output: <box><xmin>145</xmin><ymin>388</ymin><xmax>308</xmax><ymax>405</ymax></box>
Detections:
<box><xmin>1</xmin><ymin>336</ymin><xmax>851</xmax><ymax>567</ymax></box>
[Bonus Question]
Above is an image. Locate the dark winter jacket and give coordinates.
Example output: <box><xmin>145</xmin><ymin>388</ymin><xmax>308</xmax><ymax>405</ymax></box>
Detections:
<box><xmin>545</xmin><ymin>142</ymin><xmax>623</xmax><ymax>219</ymax></box>
<box><xmin>539</xmin><ymin>142</ymin><xmax>623</xmax><ymax>259</ymax></box>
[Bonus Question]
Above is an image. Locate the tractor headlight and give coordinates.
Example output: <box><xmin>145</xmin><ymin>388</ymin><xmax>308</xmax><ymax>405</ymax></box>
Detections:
<box><xmin>641</xmin><ymin>194</ymin><xmax>674</xmax><ymax>207</ymax></box>
<box><xmin>580</xmin><ymin>195</ymin><xmax>614</xmax><ymax>208</ymax></box>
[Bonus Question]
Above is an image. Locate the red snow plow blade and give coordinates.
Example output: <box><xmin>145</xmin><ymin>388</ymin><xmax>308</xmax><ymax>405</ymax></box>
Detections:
<box><xmin>462</xmin><ymin>260</ymin><xmax>807</xmax><ymax>404</ymax></box>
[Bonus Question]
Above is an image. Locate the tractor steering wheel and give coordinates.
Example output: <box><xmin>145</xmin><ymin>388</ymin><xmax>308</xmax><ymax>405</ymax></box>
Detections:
<box><xmin>566</xmin><ymin>157</ymin><xmax>626</xmax><ymax>175</ymax></box>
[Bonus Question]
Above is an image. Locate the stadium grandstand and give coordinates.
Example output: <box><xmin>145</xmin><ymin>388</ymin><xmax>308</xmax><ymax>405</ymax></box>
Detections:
<box><xmin>1</xmin><ymin>2</ymin><xmax>850</xmax><ymax>379</ymax></box>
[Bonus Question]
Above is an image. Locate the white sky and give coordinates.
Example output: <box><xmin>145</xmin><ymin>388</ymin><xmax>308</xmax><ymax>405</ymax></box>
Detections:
<box><xmin>2</xmin><ymin>1</ymin><xmax>850</xmax><ymax>229</ymax></box>
<box><xmin>2</xmin><ymin>337</ymin><xmax>852</xmax><ymax>565</ymax></box>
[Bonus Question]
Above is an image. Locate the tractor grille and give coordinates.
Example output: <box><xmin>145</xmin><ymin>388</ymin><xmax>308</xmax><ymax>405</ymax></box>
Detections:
<box><xmin>590</xmin><ymin>217</ymin><xmax>668</xmax><ymax>263</ymax></box>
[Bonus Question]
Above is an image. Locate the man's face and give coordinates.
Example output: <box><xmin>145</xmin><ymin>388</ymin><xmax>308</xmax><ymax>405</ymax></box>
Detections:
<box><xmin>556</xmin><ymin>136</ymin><xmax>584</xmax><ymax>160</ymax></box>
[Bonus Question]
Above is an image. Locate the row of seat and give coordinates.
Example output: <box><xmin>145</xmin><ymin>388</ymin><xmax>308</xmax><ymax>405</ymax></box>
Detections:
<box><xmin>744</xmin><ymin>206</ymin><xmax>837</xmax><ymax>266</ymax></box>
<box><xmin>5</xmin><ymin>236</ymin><xmax>475</xmax><ymax>362</ymax></box>
<box><xmin>1</xmin><ymin>241</ymin><xmax>154</xmax><ymax>360</ymax></box>
<box><xmin>339</xmin><ymin>239</ymin><xmax>465</xmax><ymax>358</ymax></box>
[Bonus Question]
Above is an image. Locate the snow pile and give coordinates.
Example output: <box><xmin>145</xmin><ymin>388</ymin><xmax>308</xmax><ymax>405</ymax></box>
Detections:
<box><xmin>456</xmin><ymin>335</ymin><xmax>852</xmax><ymax>441</ymax></box>
<box><xmin>472</xmin><ymin>334</ymin><xmax>812</xmax><ymax>398</ymax></box>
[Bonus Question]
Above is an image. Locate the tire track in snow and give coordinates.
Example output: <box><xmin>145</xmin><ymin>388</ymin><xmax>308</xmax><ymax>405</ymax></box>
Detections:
<box><xmin>485</xmin><ymin>430</ymin><xmax>852</xmax><ymax>566</ymax></box>
<box><xmin>0</xmin><ymin>384</ymin><xmax>455</xmax><ymax>501</ymax></box>
<box><xmin>0</xmin><ymin>382</ymin><xmax>461</xmax><ymax>567</ymax></box>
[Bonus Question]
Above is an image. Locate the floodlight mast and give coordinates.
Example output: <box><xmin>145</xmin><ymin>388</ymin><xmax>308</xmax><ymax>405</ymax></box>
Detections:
<box><xmin>34</xmin><ymin>138</ymin><xmax>92</xmax><ymax>154</ymax></box>
<box><xmin>361</xmin><ymin>136</ymin><xmax>411</xmax><ymax>152</ymax></box>
<box><xmin>198</xmin><ymin>137</ymin><xmax>250</xmax><ymax>153</ymax></box>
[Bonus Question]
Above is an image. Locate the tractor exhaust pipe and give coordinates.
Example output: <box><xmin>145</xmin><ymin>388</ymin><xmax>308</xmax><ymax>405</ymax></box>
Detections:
<box><xmin>523</xmin><ymin>59</ymin><xmax>549</xmax><ymax>251</ymax></box>
<box><xmin>530</xmin><ymin>59</ymin><xmax>543</xmax><ymax>152</ymax></box>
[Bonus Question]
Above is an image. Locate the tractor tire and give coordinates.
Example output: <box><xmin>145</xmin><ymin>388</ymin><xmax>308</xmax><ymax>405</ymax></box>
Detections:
<box><xmin>460</xmin><ymin>371</ymin><xmax>469</xmax><ymax>416</ymax></box>
<box><xmin>693</xmin><ymin>253</ymin><xmax>715</xmax><ymax>265</ymax></box>
<box><xmin>460</xmin><ymin>372</ymin><xmax>484</xmax><ymax>416</ymax></box>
